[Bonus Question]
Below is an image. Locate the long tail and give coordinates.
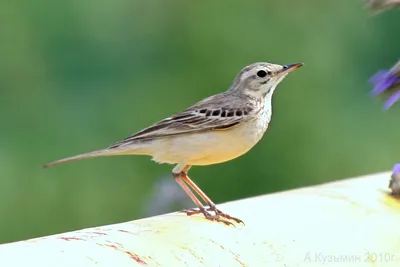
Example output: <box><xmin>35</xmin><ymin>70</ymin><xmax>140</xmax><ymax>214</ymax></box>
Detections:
<box><xmin>43</xmin><ymin>148</ymin><xmax>128</xmax><ymax>168</ymax></box>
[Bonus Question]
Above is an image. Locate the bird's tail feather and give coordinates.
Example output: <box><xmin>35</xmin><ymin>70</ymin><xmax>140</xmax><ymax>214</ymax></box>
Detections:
<box><xmin>43</xmin><ymin>148</ymin><xmax>130</xmax><ymax>168</ymax></box>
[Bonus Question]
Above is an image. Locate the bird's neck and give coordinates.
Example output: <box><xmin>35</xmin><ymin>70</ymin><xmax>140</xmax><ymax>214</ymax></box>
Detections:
<box><xmin>262</xmin><ymin>87</ymin><xmax>275</xmax><ymax>123</ymax></box>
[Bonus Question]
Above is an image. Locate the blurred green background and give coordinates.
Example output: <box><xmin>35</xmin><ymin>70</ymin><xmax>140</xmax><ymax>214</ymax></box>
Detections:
<box><xmin>1</xmin><ymin>0</ymin><xmax>400</xmax><ymax>244</ymax></box>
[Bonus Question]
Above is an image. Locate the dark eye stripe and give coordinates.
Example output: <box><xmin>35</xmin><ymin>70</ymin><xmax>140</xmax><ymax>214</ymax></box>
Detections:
<box><xmin>260</xmin><ymin>78</ymin><xmax>270</xmax><ymax>85</ymax></box>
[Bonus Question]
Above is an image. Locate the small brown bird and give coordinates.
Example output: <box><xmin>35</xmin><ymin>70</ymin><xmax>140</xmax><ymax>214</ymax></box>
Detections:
<box><xmin>44</xmin><ymin>62</ymin><xmax>303</xmax><ymax>225</ymax></box>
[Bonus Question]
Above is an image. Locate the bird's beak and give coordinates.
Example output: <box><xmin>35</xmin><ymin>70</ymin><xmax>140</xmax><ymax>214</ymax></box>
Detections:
<box><xmin>279</xmin><ymin>63</ymin><xmax>304</xmax><ymax>74</ymax></box>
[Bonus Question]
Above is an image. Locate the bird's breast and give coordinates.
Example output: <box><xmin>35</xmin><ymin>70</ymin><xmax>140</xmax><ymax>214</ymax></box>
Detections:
<box><xmin>149</xmin><ymin>110</ymin><xmax>270</xmax><ymax>166</ymax></box>
<box><xmin>238</xmin><ymin>111</ymin><xmax>270</xmax><ymax>145</ymax></box>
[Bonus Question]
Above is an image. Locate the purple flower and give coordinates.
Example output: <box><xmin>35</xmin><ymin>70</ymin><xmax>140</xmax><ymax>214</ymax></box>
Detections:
<box><xmin>369</xmin><ymin>60</ymin><xmax>400</xmax><ymax>110</ymax></box>
<box><xmin>393</xmin><ymin>163</ymin><xmax>400</xmax><ymax>176</ymax></box>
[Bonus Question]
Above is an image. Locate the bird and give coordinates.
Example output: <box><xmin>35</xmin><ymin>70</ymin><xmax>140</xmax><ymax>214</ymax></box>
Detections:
<box><xmin>44</xmin><ymin>61</ymin><xmax>303</xmax><ymax>226</ymax></box>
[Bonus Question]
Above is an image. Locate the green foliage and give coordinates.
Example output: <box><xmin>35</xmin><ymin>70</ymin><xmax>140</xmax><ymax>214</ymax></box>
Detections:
<box><xmin>1</xmin><ymin>0</ymin><xmax>399</xmax><ymax>243</ymax></box>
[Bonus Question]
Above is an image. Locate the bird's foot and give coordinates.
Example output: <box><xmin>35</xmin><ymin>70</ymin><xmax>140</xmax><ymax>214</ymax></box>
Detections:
<box><xmin>181</xmin><ymin>206</ymin><xmax>244</xmax><ymax>226</ymax></box>
<box><xmin>212</xmin><ymin>208</ymin><xmax>244</xmax><ymax>225</ymax></box>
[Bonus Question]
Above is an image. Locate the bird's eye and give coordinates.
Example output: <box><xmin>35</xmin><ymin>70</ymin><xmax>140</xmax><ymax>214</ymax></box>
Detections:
<box><xmin>256</xmin><ymin>70</ymin><xmax>267</xmax><ymax>78</ymax></box>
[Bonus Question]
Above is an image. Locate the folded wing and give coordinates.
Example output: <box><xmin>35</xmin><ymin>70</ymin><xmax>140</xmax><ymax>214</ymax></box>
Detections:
<box><xmin>109</xmin><ymin>93</ymin><xmax>256</xmax><ymax>148</ymax></box>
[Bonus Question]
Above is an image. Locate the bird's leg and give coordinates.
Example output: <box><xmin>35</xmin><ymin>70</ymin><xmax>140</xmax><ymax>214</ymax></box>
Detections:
<box><xmin>173</xmin><ymin>172</ymin><xmax>232</xmax><ymax>226</ymax></box>
<box><xmin>180</xmin><ymin>167</ymin><xmax>244</xmax><ymax>225</ymax></box>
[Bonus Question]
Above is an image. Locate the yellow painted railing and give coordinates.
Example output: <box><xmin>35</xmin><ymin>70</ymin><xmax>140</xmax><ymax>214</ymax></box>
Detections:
<box><xmin>1</xmin><ymin>172</ymin><xmax>399</xmax><ymax>266</ymax></box>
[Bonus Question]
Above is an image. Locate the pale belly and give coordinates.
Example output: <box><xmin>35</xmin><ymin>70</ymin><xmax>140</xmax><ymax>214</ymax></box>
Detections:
<box><xmin>148</xmin><ymin>117</ymin><xmax>269</xmax><ymax>166</ymax></box>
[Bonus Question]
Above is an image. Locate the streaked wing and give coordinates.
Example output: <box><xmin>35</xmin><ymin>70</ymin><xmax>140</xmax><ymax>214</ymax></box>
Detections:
<box><xmin>109</xmin><ymin>93</ymin><xmax>257</xmax><ymax>148</ymax></box>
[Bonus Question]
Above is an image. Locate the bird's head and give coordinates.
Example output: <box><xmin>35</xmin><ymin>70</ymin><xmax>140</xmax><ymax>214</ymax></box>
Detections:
<box><xmin>229</xmin><ymin>62</ymin><xmax>303</xmax><ymax>99</ymax></box>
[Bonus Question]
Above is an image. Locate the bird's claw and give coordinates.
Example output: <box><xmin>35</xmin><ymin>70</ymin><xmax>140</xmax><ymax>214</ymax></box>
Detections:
<box><xmin>213</xmin><ymin>208</ymin><xmax>244</xmax><ymax>224</ymax></box>
<box><xmin>180</xmin><ymin>206</ymin><xmax>244</xmax><ymax>226</ymax></box>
